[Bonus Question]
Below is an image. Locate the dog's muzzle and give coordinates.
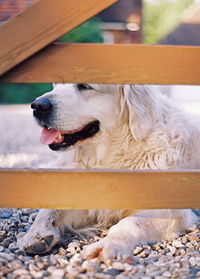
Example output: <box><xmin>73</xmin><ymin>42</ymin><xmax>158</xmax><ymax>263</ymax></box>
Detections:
<box><xmin>31</xmin><ymin>98</ymin><xmax>52</xmax><ymax>123</ymax></box>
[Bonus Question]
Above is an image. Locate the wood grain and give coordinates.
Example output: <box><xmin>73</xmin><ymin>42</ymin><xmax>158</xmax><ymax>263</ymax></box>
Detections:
<box><xmin>1</xmin><ymin>44</ymin><xmax>200</xmax><ymax>85</ymax></box>
<box><xmin>0</xmin><ymin>0</ymin><xmax>118</xmax><ymax>75</ymax></box>
<box><xmin>0</xmin><ymin>169</ymin><xmax>200</xmax><ymax>209</ymax></box>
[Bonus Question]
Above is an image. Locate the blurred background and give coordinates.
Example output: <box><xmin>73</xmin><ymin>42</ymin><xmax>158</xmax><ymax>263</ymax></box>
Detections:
<box><xmin>0</xmin><ymin>0</ymin><xmax>200</xmax><ymax>168</ymax></box>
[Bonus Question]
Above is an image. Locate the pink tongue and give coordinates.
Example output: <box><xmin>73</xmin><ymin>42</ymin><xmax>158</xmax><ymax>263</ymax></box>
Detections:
<box><xmin>40</xmin><ymin>128</ymin><xmax>61</xmax><ymax>144</ymax></box>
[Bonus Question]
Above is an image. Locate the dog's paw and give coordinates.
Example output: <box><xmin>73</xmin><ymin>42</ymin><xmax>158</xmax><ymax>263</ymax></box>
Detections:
<box><xmin>82</xmin><ymin>236</ymin><xmax>134</xmax><ymax>264</ymax></box>
<box><xmin>17</xmin><ymin>226</ymin><xmax>61</xmax><ymax>255</ymax></box>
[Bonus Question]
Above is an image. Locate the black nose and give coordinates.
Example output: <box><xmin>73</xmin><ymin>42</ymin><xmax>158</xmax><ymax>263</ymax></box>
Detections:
<box><xmin>31</xmin><ymin>98</ymin><xmax>52</xmax><ymax>112</ymax></box>
<box><xmin>31</xmin><ymin>98</ymin><xmax>52</xmax><ymax>121</ymax></box>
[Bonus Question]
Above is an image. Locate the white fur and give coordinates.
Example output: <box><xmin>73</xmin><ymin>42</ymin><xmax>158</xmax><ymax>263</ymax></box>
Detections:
<box><xmin>18</xmin><ymin>84</ymin><xmax>199</xmax><ymax>262</ymax></box>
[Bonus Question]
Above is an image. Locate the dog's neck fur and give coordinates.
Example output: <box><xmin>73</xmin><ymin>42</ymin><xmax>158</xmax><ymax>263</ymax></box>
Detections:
<box><xmin>73</xmin><ymin>120</ymin><xmax>175</xmax><ymax>170</ymax></box>
<box><xmin>73</xmin><ymin>107</ymin><xmax>200</xmax><ymax>170</ymax></box>
<box><xmin>74</xmin><ymin>120</ymin><xmax>133</xmax><ymax>169</ymax></box>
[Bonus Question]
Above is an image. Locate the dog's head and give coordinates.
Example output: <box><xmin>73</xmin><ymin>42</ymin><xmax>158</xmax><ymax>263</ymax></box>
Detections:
<box><xmin>31</xmin><ymin>84</ymin><xmax>162</xmax><ymax>151</ymax></box>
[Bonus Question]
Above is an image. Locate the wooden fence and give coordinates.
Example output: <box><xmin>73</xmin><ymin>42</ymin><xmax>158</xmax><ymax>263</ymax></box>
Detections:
<box><xmin>0</xmin><ymin>0</ymin><xmax>200</xmax><ymax>209</ymax></box>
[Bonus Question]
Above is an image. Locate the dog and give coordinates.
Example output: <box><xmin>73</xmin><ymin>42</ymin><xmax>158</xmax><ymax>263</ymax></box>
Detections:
<box><xmin>17</xmin><ymin>84</ymin><xmax>199</xmax><ymax>262</ymax></box>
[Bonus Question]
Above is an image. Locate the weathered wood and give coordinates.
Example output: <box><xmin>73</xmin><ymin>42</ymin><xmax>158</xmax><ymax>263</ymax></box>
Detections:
<box><xmin>1</xmin><ymin>44</ymin><xmax>200</xmax><ymax>85</ymax></box>
<box><xmin>0</xmin><ymin>169</ymin><xmax>200</xmax><ymax>209</ymax></box>
<box><xmin>0</xmin><ymin>0</ymin><xmax>118</xmax><ymax>75</ymax></box>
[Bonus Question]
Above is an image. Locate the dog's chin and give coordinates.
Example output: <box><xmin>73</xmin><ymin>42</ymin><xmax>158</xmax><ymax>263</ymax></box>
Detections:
<box><xmin>48</xmin><ymin>120</ymin><xmax>100</xmax><ymax>151</ymax></box>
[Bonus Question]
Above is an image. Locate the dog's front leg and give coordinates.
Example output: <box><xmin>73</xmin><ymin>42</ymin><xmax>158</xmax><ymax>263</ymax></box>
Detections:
<box><xmin>17</xmin><ymin>209</ymin><xmax>62</xmax><ymax>254</ymax></box>
<box><xmin>83</xmin><ymin>209</ymin><xmax>196</xmax><ymax>263</ymax></box>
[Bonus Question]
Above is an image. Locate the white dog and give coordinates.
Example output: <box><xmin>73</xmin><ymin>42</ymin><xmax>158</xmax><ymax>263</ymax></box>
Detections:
<box><xmin>18</xmin><ymin>84</ymin><xmax>199</xmax><ymax>262</ymax></box>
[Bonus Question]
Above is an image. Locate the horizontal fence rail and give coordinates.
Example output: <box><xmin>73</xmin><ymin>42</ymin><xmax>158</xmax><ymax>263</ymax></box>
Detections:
<box><xmin>0</xmin><ymin>169</ymin><xmax>200</xmax><ymax>209</ymax></box>
<box><xmin>0</xmin><ymin>0</ymin><xmax>118</xmax><ymax>75</ymax></box>
<box><xmin>1</xmin><ymin>44</ymin><xmax>200</xmax><ymax>84</ymax></box>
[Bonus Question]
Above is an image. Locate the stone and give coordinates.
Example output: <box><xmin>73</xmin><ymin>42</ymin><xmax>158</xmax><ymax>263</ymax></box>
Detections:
<box><xmin>82</xmin><ymin>260</ymin><xmax>100</xmax><ymax>272</ymax></box>
<box><xmin>188</xmin><ymin>257</ymin><xmax>196</xmax><ymax>266</ymax></box>
<box><xmin>116</xmin><ymin>275</ymin><xmax>130</xmax><ymax>279</ymax></box>
<box><xmin>65</xmin><ymin>265</ymin><xmax>80</xmax><ymax>276</ymax></box>
<box><xmin>58</xmin><ymin>247</ymin><xmax>66</xmax><ymax>256</ymax></box>
<box><xmin>2</xmin><ymin>237</ymin><xmax>12</xmax><ymax>248</ymax></box>
<box><xmin>163</xmin><ymin>271</ymin><xmax>171</xmax><ymax>277</ymax></box>
<box><xmin>13</xmin><ymin>269</ymin><xmax>29</xmax><ymax>276</ymax></box>
<box><xmin>106</xmin><ymin>268</ymin><xmax>122</xmax><ymax>276</ymax></box>
<box><xmin>9</xmin><ymin>260</ymin><xmax>22</xmax><ymax>269</ymax></box>
<box><xmin>139</xmin><ymin>249</ymin><xmax>150</xmax><ymax>258</ymax></box>
<box><xmin>57</xmin><ymin>258</ymin><xmax>69</xmax><ymax>267</ymax></box>
<box><xmin>68</xmin><ymin>241</ymin><xmax>80</xmax><ymax>249</ymax></box>
<box><xmin>70</xmin><ymin>253</ymin><xmax>82</xmax><ymax>267</ymax></box>
<box><xmin>167</xmin><ymin>245</ymin><xmax>176</xmax><ymax>255</ymax></box>
<box><xmin>0</xmin><ymin>231</ymin><xmax>6</xmax><ymax>242</ymax></box>
<box><xmin>152</xmin><ymin>244</ymin><xmax>161</xmax><ymax>251</ymax></box>
<box><xmin>0</xmin><ymin>213</ymin><xmax>12</xmax><ymax>219</ymax></box>
<box><xmin>172</xmin><ymin>240</ymin><xmax>184</xmax><ymax>248</ymax></box>
<box><xmin>112</xmin><ymin>262</ymin><xmax>125</xmax><ymax>270</ymax></box>
<box><xmin>0</xmin><ymin>246</ymin><xmax>4</xmax><ymax>252</ymax></box>
<box><xmin>122</xmin><ymin>256</ymin><xmax>135</xmax><ymax>265</ymax></box>
<box><xmin>133</xmin><ymin>246</ymin><xmax>143</xmax><ymax>255</ymax></box>
<box><xmin>95</xmin><ymin>273</ymin><xmax>113</xmax><ymax>279</ymax></box>
<box><xmin>51</xmin><ymin>269</ymin><xmax>65</xmax><ymax>279</ymax></box>
<box><xmin>8</xmin><ymin>242</ymin><xmax>18</xmax><ymax>251</ymax></box>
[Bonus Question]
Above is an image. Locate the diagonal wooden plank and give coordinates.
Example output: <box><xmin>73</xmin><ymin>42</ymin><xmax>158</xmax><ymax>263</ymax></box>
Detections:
<box><xmin>0</xmin><ymin>169</ymin><xmax>200</xmax><ymax>209</ymax></box>
<box><xmin>1</xmin><ymin>43</ymin><xmax>200</xmax><ymax>85</ymax></box>
<box><xmin>0</xmin><ymin>0</ymin><xmax>118</xmax><ymax>76</ymax></box>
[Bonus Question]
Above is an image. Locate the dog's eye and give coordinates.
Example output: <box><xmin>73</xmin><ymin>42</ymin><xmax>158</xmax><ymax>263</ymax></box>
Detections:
<box><xmin>77</xmin><ymin>84</ymin><xmax>93</xmax><ymax>91</ymax></box>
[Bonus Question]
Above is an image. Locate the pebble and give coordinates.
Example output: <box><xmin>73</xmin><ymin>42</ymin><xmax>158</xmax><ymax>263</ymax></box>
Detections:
<box><xmin>0</xmin><ymin>213</ymin><xmax>12</xmax><ymax>219</ymax></box>
<box><xmin>31</xmin><ymin>270</ymin><xmax>44</xmax><ymax>278</ymax></box>
<box><xmin>95</xmin><ymin>273</ymin><xmax>113</xmax><ymax>279</ymax></box>
<box><xmin>167</xmin><ymin>245</ymin><xmax>176</xmax><ymax>255</ymax></box>
<box><xmin>68</xmin><ymin>241</ymin><xmax>81</xmax><ymax>248</ymax></box>
<box><xmin>172</xmin><ymin>240</ymin><xmax>184</xmax><ymax>248</ymax></box>
<box><xmin>152</xmin><ymin>243</ymin><xmax>161</xmax><ymax>251</ymax></box>
<box><xmin>133</xmin><ymin>246</ymin><xmax>143</xmax><ymax>255</ymax></box>
<box><xmin>139</xmin><ymin>249</ymin><xmax>150</xmax><ymax>258</ymax></box>
<box><xmin>8</xmin><ymin>242</ymin><xmax>18</xmax><ymax>251</ymax></box>
<box><xmin>115</xmin><ymin>275</ymin><xmax>130</xmax><ymax>279</ymax></box>
<box><xmin>188</xmin><ymin>256</ymin><xmax>196</xmax><ymax>266</ymax></box>
<box><xmin>112</xmin><ymin>262</ymin><xmax>125</xmax><ymax>270</ymax></box>
<box><xmin>36</xmin><ymin>261</ymin><xmax>46</xmax><ymax>269</ymax></box>
<box><xmin>2</xmin><ymin>237</ymin><xmax>12</xmax><ymax>248</ymax></box>
<box><xmin>67</xmin><ymin>241</ymin><xmax>81</xmax><ymax>254</ymax></box>
<box><xmin>122</xmin><ymin>256</ymin><xmax>135</xmax><ymax>265</ymax></box>
<box><xmin>65</xmin><ymin>265</ymin><xmax>80</xmax><ymax>275</ymax></box>
<box><xmin>13</xmin><ymin>269</ymin><xmax>29</xmax><ymax>276</ymax></box>
<box><xmin>82</xmin><ymin>260</ymin><xmax>100</xmax><ymax>272</ymax></box>
<box><xmin>186</xmin><ymin>242</ymin><xmax>194</xmax><ymax>249</ymax></box>
<box><xmin>0</xmin><ymin>246</ymin><xmax>4</xmax><ymax>252</ymax></box>
<box><xmin>163</xmin><ymin>271</ymin><xmax>171</xmax><ymax>277</ymax></box>
<box><xmin>0</xmin><ymin>230</ymin><xmax>6</xmax><ymax>241</ymax></box>
<box><xmin>51</xmin><ymin>269</ymin><xmax>65</xmax><ymax>279</ymax></box>
<box><xmin>58</xmin><ymin>247</ymin><xmax>66</xmax><ymax>256</ymax></box>
<box><xmin>57</xmin><ymin>257</ymin><xmax>69</xmax><ymax>267</ymax></box>
<box><xmin>106</xmin><ymin>268</ymin><xmax>122</xmax><ymax>275</ymax></box>
<box><xmin>70</xmin><ymin>253</ymin><xmax>82</xmax><ymax>266</ymax></box>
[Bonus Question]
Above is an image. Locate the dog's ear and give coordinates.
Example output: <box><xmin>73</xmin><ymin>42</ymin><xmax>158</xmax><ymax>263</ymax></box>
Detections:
<box><xmin>122</xmin><ymin>85</ymin><xmax>161</xmax><ymax>141</ymax></box>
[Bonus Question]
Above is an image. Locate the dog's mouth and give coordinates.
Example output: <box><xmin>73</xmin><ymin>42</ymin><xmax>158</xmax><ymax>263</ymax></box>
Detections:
<box><xmin>40</xmin><ymin>120</ymin><xmax>100</xmax><ymax>151</ymax></box>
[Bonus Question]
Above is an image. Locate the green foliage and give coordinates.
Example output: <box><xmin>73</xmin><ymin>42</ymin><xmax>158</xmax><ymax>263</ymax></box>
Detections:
<box><xmin>59</xmin><ymin>18</ymin><xmax>103</xmax><ymax>43</ymax></box>
<box><xmin>0</xmin><ymin>18</ymin><xmax>102</xmax><ymax>104</ymax></box>
<box><xmin>0</xmin><ymin>84</ymin><xmax>53</xmax><ymax>104</ymax></box>
<box><xmin>143</xmin><ymin>0</ymin><xmax>193</xmax><ymax>44</ymax></box>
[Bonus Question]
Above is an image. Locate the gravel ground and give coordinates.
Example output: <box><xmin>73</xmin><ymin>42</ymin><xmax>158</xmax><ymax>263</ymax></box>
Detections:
<box><xmin>0</xmin><ymin>208</ymin><xmax>199</xmax><ymax>279</ymax></box>
<box><xmin>0</xmin><ymin>104</ymin><xmax>200</xmax><ymax>278</ymax></box>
